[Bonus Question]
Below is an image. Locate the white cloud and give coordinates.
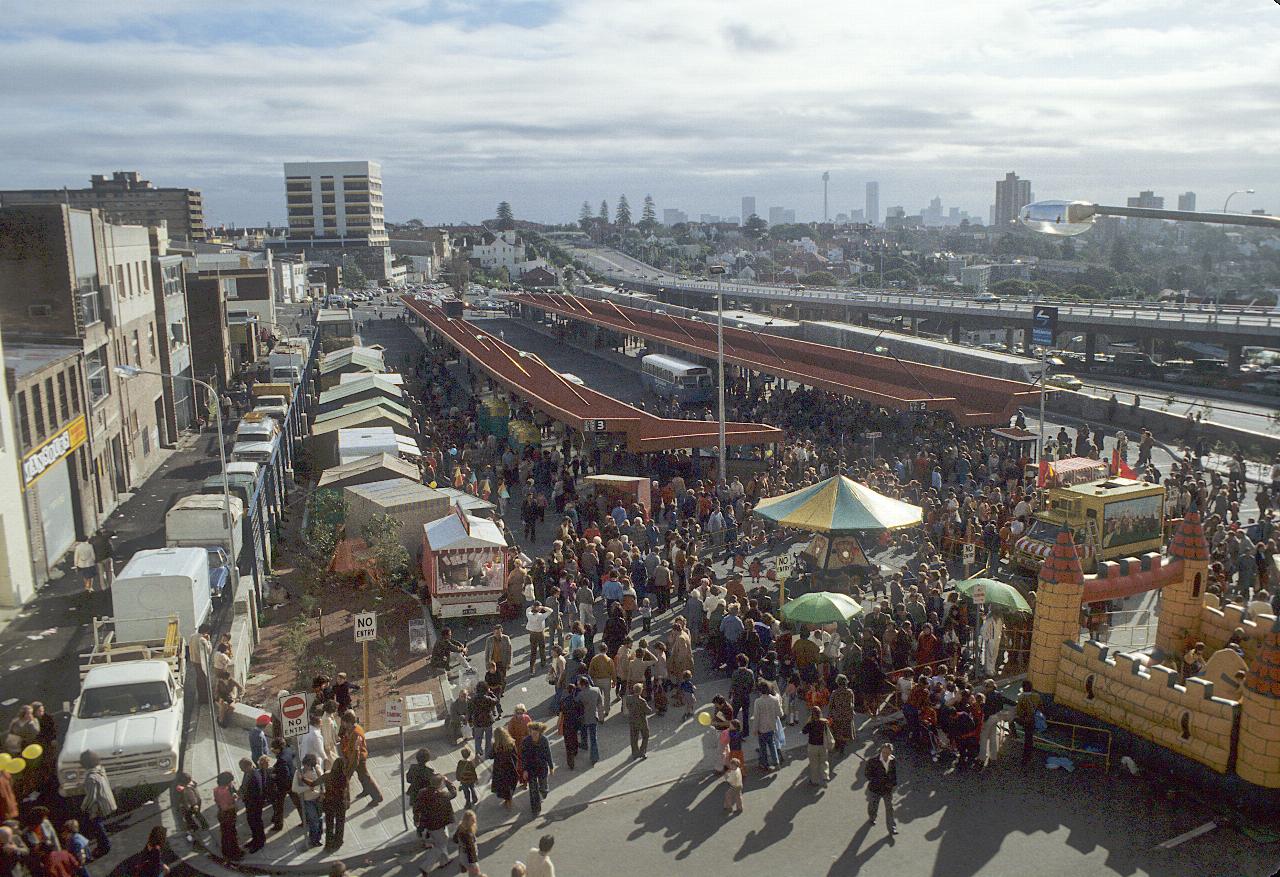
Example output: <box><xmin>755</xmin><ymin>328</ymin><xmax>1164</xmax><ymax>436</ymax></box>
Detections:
<box><xmin>1</xmin><ymin>0</ymin><xmax>1279</xmax><ymax>223</ymax></box>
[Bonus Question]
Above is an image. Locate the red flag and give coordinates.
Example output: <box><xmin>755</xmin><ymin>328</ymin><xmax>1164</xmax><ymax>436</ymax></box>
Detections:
<box><xmin>1038</xmin><ymin>459</ymin><xmax>1053</xmax><ymax>488</ymax></box>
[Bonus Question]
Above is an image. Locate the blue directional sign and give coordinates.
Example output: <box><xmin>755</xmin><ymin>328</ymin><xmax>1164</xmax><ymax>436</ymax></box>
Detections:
<box><xmin>1032</xmin><ymin>305</ymin><xmax>1058</xmax><ymax>347</ymax></box>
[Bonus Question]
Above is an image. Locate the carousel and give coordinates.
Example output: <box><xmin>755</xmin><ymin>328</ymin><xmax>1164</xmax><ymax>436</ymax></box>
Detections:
<box><xmin>753</xmin><ymin>475</ymin><xmax>923</xmax><ymax>595</ymax></box>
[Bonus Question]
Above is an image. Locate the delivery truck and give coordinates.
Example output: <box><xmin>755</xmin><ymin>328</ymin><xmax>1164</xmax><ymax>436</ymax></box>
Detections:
<box><xmin>111</xmin><ymin>547</ymin><xmax>211</xmax><ymax>643</ymax></box>
<box><xmin>165</xmin><ymin>494</ymin><xmax>244</xmax><ymax>561</ymax></box>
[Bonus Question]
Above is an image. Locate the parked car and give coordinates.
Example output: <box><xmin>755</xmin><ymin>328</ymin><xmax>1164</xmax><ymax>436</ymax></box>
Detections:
<box><xmin>974</xmin><ymin>292</ymin><xmax>1001</xmax><ymax>303</ymax></box>
<box><xmin>1047</xmin><ymin>373</ymin><xmax>1084</xmax><ymax>391</ymax></box>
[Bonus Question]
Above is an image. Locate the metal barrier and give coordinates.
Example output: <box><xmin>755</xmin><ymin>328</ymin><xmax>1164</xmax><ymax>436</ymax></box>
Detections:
<box><xmin>1080</xmin><ymin>606</ymin><xmax>1159</xmax><ymax>650</ymax></box>
<box><xmin>1036</xmin><ymin>718</ymin><xmax>1112</xmax><ymax>771</ymax></box>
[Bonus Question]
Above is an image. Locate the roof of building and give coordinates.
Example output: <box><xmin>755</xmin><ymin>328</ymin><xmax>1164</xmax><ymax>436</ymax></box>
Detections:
<box><xmin>311</xmin><ymin>407</ymin><xmax>410</xmax><ymax>437</ymax></box>
<box><xmin>4</xmin><ymin>342</ymin><xmax>80</xmax><ymax>380</ymax></box>
<box><xmin>319</xmin><ymin>348</ymin><xmax>385</xmax><ymax>375</ymax></box>
<box><xmin>344</xmin><ymin>477</ymin><xmax>446</xmax><ymax>508</ymax></box>
<box><xmin>1040</xmin><ymin>531</ymin><xmax>1084</xmax><ymax>586</ymax></box>
<box><xmin>317</xmin><ymin>453</ymin><xmax>420</xmax><ymax>489</ymax></box>
<box><xmin>317</xmin><ymin>375</ymin><xmax>404</xmax><ymax>407</ymax></box>
<box><xmin>1169</xmin><ymin>510</ymin><xmax>1210</xmax><ymax>562</ymax></box>
<box><xmin>313</xmin><ymin>396</ymin><xmax>411</xmax><ymax>425</ymax></box>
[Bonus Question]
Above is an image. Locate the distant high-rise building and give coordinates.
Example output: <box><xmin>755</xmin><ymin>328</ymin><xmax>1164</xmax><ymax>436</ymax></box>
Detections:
<box><xmin>741</xmin><ymin>196</ymin><xmax>756</xmax><ymax>221</ymax></box>
<box><xmin>923</xmin><ymin>196</ymin><xmax>944</xmax><ymax>226</ymax></box>
<box><xmin>822</xmin><ymin>171</ymin><xmax>830</xmax><ymax>222</ymax></box>
<box><xmin>768</xmin><ymin>206</ymin><xmax>786</xmax><ymax>225</ymax></box>
<box><xmin>662</xmin><ymin>208</ymin><xmax>687</xmax><ymax>226</ymax></box>
<box><xmin>1178</xmin><ymin>192</ymin><xmax>1196</xmax><ymax>212</ymax></box>
<box><xmin>280</xmin><ymin>160</ymin><xmax>390</xmax><ymax>279</ymax></box>
<box><xmin>782</xmin><ymin>209</ymin><xmax>796</xmax><ymax>224</ymax></box>
<box><xmin>1127</xmin><ymin>190</ymin><xmax>1164</xmax><ymax>209</ymax></box>
<box><xmin>865</xmin><ymin>182</ymin><xmax>880</xmax><ymax>226</ymax></box>
<box><xmin>849</xmin><ymin>208</ymin><xmax>865</xmax><ymax>222</ymax></box>
<box><xmin>699</xmin><ymin>214</ymin><xmax>721</xmax><ymax>224</ymax></box>
<box><xmin>993</xmin><ymin>172</ymin><xmax>1032</xmax><ymax>228</ymax></box>
<box><xmin>0</xmin><ymin>170</ymin><xmax>206</xmax><ymax>241</ymax></box>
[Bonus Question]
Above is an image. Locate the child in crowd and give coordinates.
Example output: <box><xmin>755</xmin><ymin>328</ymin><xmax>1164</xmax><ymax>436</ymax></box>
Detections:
<box><xmin>640</xmin><ymin>598</ymin><xmax>653</xmax><ymax>633</ymax></box>
<box><xmin>456</xmin><ymin>748</ymin><xmax>480</xmax><ymax>808</ymax></box>
<box><xmin>678</xmin><ymin>670</ymin><xmax>697</xmax><ymax>719</ymax></box>
<box><xmin>174</xmin><ymin>772</ymin><xmax>210</xmax><ymax>830</ymax></box>
<box><xmin>723</xmin><ymin>758</ymin><xmax>744</xmax><ymax>815</ymax></box>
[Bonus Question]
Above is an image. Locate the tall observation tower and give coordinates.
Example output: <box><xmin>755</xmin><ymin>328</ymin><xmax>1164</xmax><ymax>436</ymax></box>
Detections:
<box><xmin>822</xmin><ymin>171</ymin><xmax>830</xmax><ymax>222</ymax></box>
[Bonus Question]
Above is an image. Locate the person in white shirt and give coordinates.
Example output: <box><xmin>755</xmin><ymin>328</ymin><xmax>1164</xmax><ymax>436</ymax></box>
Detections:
<box><xmin>298</xmin><ymin>714</ymin><xmax>327</xmax><ymax>771</ymax></box>
<box><xmin>523</xmin><ymin>834</ymin><xmax>556</xmax><ymax>877</ymax></box>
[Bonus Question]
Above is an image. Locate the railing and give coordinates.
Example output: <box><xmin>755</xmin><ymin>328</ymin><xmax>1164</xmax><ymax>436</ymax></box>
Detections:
<box><xmin>1036</xmin><ymin>718</ymin><xmax>1112</xmax><ymax>771</ymax></box>
<box><xmin>1080</xmin><ymin>607</ymin><xmax>1159</xmax><ymax>650</ymax></box>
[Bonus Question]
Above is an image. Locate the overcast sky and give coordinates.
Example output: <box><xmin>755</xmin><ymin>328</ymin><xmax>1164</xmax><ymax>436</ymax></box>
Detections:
<box><xmin>3</xmin><ymin>0</ymin><xmax>1278</xmax><ymax>227</ymax></box>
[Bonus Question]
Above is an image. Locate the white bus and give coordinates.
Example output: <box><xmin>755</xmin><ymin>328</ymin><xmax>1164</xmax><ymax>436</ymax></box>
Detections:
<box><xmin>640</xmin><ymin>353</ymin><xmax>714</xmax><ymax>404</ymax></box>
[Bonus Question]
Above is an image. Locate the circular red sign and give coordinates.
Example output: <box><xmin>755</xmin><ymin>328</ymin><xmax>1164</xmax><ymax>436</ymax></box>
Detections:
<box><xmin>281</xmin><ymin>695</ymin><xmax>307</xmax><ymax>720</ymax></box>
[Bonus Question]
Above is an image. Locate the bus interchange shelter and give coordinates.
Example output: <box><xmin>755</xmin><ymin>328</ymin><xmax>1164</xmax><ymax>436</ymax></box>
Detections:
<box><xmin>508</xmin><ymin>292</ymin><xmax>1042</xmax><ymax>425</ymax></box>
<box><xmin>401</xmin><ymin>297</ymin><xmax>783</xmax><ymax>453</ymax></box>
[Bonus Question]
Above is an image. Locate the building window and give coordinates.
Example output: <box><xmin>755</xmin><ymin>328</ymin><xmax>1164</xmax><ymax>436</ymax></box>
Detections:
<box><xmin>16</xmin><ymin>392</ymin><xmax>31</xmax><ymax>447</ymax></box>
<box><xmin>44</xmin><ymin>377</ymin><xmax>56</xmax><ymax>428</ymax></box>
<box><xmin>87</xmin><ymin>346</ymin><xmax>110</xmax><ymax>404</ymax></box>
<box><xmin>170</xmin><ymin>322</ymin><xmax>186</xmax><ymax>348</ymax></box>
<box><xmin>132</xmin><ymin>330</ymin><xmax>141</xmax><ymax>365</ymax></box>
<box><xmin>147</xmin><ymin>322</ymin><xmax>157</xmax><ymax>359</ymax></box>
<box><xmin>77</xmin><ymin>281</ymin><xmax>104</xmax><ymax>327</ymax></box>
<box><xmin>69</xmin><ymin>366</ymin><xmax>82</xmax><ymax>414</ymax></box>
<box><xmin>31</xmin><ymin>384</ymin><xmax>46</xmax><ymax>440</ymax></box>
<box><xmin>56</xmin><ymin>372</ymin><xmax>70</xmax><ymax>421</ymax></box>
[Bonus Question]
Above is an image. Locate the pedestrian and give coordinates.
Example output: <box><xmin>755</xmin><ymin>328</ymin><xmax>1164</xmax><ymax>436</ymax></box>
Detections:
<box><xmin>339</xmin><ymin>709</ymin><xmax>383</xmax><ymax>805</ymax></box>
<box><xmin>526</xmin><ymin>603</ymin><xmax>551</xmax><ymax>672</ymax></box>
<box><xmin>523</xmin><ymin>834</ymin><xmax>556</xmax><ymax>877</ymax></box>
<box><xmin>60</xmin><ymin>819</ymin><xmax>91</xmax><ymax>871</ymax></box>
<box><xmin>1014</xmin><ymin>680</ymin><xmax>1042</xmax><ymax>764</ymax></box>
<box><xmin>238</xmin><ymin>757</ymin><xmax>268</xmax><ymax>853</ymax></box>
<box><xmin>828</xmin><ymin>674</ymin><xmax>855</xmax><ymax>756</ymax></box>
<box><xmin>624</xmin><ymin>683</ymin><xmax>653</xmax><ymax>760</ymax></box>
<box><xmin>452</xmin><ymin>809</ymin><xmax>482</xmax><ymax>876</ymax></box>
<box><xmin>39</xmin><ymin>840</ymin><xmax>81</xmax><ymax>877</ymax></box>
<box><xmin>74</xmin><ymin>539</ymin><xmax>96</xmax><ymax>592</ymax></box>
<box><xmin>486</xmin><ymin>625</ymin><xmax>513</xmax><ymax>688</ymax></box>
<box><xmin>78</xmin><ymin>750</ymin><xmax>117</xmax><ymax>856</ymax></box>
<box><xmin>137</xmin><ymin>825</ymin><xmax>170</xmax><ymax>877</ymax></box>
<box><xmin>416</xmin><ymin>774</ymin><xmax>456</xmax><ymax>871</ymax></box>
<box><xmin>270</xmin><ymin>738</ymin><xmax>302</xmax><ymax>832</ymax></box>
<box><xmin>558</xmin><ymin>688</ymin><xmax>582</xmax><ymax>770</ymax></box>
<box><xmin>456</xmin><ymin>748</ymin><xmax>480</xmax><ymax>808</ymax></box>
<box><xmin>213</xmin><ymin>770</ymin><xmax>243</xmax><ymax>860</ymax></box>
<box><xmin>750</xmin><ymin>680</ymin><xmax>783</xmax><ymax>771</ymax></box>
<box><xmin>332</xmin><ymin>673</ymin><xmax>359</xmax><ymax>714</ymax></box>
<box><xmin>468</xmin><ymin>683</ymin><xmax>499</xmax><ymax>760</ymax></box>
<box><xmin>249</xmin><ymin>714</ymin><xmax>271</xmax><ymax>763</ymax></box>
<box><xmin>174</xmin><ymin>772</ymin><xmax>209</xmax><ymax>831</ymax></box>
<box><xmin>801</xmin><ymin>705</ymin><xmax>831</xmax><ymax>786</ymax></box>
<box><xmin>723</xmin><ymin>757</ymin><xmax>744</xmax><ymax>815</ymax></box>
<box><xmin>299</xmin><ymin>712</ymin><xmax>327</xmax><ymax>771</ymax></box>
<box><xmin>978</xmin><ymin>679</ymin><xmax>1010</xmax><ymax>768</ymax></box>
<box><xmin>491</xmin><ymin>728</ymin><xmax>519</xmax><ymax>811</ymax></box>
<box><xmin>518</xmin><ymin>723</ymin><xmax>555</xmax><ymax>817</ymax></box>
<box><xmin>295</xmin><ymin>753</ymin><xmax>325</xmax><ymax>848</ymax></box>
<box><xmin>587</xmin><ymin>644</ymin><xmax>615</xmax><ymax>714</ymax></box>
<box><xmin>322</xmin><ymin>755</ymin><xmax>351</xmax><ymax>851</ymax></box>
<box><xmin>574</xmin><ymin>676</ymin><xmax>604</xmax><ymax>765</ymax></box>
<box><xmin>678</xmin><ymin>671</ymin><xmax>697</xmax><ymax>720</ymax></box>
<box><xmin>865</xmin><ymin>742</ymin><xmax>899</xmax><ymax>835</ymax></box>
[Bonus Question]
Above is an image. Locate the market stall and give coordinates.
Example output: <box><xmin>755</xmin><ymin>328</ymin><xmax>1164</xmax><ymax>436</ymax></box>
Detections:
<box><xmin>421</xmin><ymin>505</ymin><xmax>510</xmax><ymax>619</ymax></box>
<box><xmin>583</xmin><ymin>474</ymin><xmax>652</xmax><ymax>521</ymax></box>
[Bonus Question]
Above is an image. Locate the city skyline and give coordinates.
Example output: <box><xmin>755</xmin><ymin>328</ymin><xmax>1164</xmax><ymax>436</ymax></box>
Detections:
<box><xmin>1</xmin><ymin>1</ymin><xmax>1277</xmax><ymax>225</ymax></box>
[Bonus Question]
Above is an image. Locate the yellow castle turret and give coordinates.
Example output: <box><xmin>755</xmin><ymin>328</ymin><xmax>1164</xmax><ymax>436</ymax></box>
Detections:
<box><xmin>1155</xmin><ymin>510</ymin><xmax>1210</xmax><ymax>657</ymax></box>
<box><xmin>1028</xmin><ymin>531</ymin><xmax>1084</xmax><ymax>694</ymax></box>
<box><xmin>1235</xmin><ymin>617</ymin><xmax>1280</xmax><ymax>788</ymax></box>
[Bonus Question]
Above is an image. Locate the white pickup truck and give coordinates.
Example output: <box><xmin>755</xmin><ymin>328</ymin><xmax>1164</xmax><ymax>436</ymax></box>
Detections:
<box><xmin>57</xmin><ymin>618</ymin><xmax>185</xmax><ymax>796</ymax></box>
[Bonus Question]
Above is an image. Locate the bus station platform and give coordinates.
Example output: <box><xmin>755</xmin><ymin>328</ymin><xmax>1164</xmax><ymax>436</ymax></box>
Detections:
<box><xmin>507</xmin><ymin>292</ymin><xmax>1042</xmax><ymax>425</ymax></box>
<box><xmin>401</xmin><ymin>297</ymin><xmax>783</xmax><ymax>452</ymax></box>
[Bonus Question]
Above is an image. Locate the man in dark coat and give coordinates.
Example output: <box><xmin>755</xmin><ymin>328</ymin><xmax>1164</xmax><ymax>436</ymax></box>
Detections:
<box><xmin>865</xmin><ymin>742</ymin><xmax>898</xmax><ymax>835</ymax></box>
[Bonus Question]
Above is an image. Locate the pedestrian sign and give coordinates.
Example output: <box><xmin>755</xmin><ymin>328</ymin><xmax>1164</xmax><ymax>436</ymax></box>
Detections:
<box><xmin>963</xmin><ymin>543</ymin><xmax>976</xmax><ymax>564</ymax></box>
<box><xmin>354</xmin><ymin>611</ymin><xmax>378</xmax><ymax>642</ymax></box>
<box><xmin>972</xmin><ymin>583</ymin><xmax>986</xmax><ymax>605</ymax></box>
<box><xmin>279</xmin><ymin>692</ymin><xmax>310</xmax><ymax>738</ymax></box>
<box><xmin>864</xmin><ymin>431</ymin><xmax>882</xmax><ymax>439</ymax></box>
<box><xmin>775</xmin><ymin>554</ymin><xmax>792</xmax><ymax>579</ymax></box>
<box><xmin>583</xmin><ymin>419</ymin><xmax>608</xmax><ymax>433</ymax></box>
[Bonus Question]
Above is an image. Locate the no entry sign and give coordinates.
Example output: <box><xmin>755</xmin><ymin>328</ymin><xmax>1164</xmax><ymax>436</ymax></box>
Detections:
<box><xmin>279</xmin><ymin>692</ymin><xmax>310</xmax><ymax>738</ymax></box>
<box><xmin>354</xmin><ymin>611</ymin><xmax>378</xmax><ymax>642</ymax></box>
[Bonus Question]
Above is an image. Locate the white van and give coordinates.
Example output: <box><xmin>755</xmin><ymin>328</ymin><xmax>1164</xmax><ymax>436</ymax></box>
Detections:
<box><xmin>111</xmin><ymin>547</ymin><xmax>211</xmax><ymax>643</ymax></box>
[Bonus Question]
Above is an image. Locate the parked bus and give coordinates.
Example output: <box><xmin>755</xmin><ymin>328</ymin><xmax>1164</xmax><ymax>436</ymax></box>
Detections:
<box><xmin>640</xmin><ymin>353</ymin><xmax>714</xmax><ymax>404</ymax></box>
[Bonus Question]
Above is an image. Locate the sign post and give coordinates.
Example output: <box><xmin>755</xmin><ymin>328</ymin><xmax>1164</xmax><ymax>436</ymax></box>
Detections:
<box><xmin>278</xmin><ymin>692</ymin><xmax>311</xmax><ymax>739</ymax></box>
<box><xmin>962</xmin><ymin>542</ymin><xmax>976</xmax><ymax>579</ymax></box>
<box><xmin>1032</xmin><ymin>305</ymin><xmax>1059</xmax><ymax>462</ymax></box>
<box><xmin>386</xmin><ymin>689</ymin><xmax>407</xmax><ymax>831</ymax></box>
<box><xmin>775</xmin><ymin>553</ymin><xmax>792</xmax><ymax>607</ymax></box>
<box><xmin>971</xmin><ymin>583</ymin><xmax>986</xmax><ymax>669</ymax></box>
<box><xmin>864</xmin><ymin>430</ymin><xmax>882</xmax><ymax>461</ymax></box>
<box><xmin>353</xmin><ymin>611</ymin><xmax>378</xmax><ymax>729</ymax></box>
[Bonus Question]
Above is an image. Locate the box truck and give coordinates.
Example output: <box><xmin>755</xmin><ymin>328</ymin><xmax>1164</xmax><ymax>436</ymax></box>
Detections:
<box><xmin>165</xmin><ymin>494</ymin><xmax>244</xmax><ymax>561</ymax></box>
<box><xmin>110</xmin><ymin>547</ymin><xmax>211</xmax><ymax>643</ymax></box>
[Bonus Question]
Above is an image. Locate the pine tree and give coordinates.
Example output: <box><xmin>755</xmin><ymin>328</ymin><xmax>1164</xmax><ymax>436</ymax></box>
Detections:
<box><xmin>579</xmin><ymin>201</ymin><xmax>593</xmax><ymax>232</ymax></box>
<box><xmin>599</xmin><ymin>200</ymin><xmax>610</xmax><ymax>224</ymax></box>
<box><xmin>639</xmin><ymin>195</ymin><xmax>657</xmax><ymax>232</ymax></box>
<box><xmin>616</xmin><ymin>195</ymin><xmax>632</xmax><ymax>229</ymax></box>
<box><xmin>495</xmin><ymin>201</ymin><xmax>515</xmax><ymax>231</ymax></box>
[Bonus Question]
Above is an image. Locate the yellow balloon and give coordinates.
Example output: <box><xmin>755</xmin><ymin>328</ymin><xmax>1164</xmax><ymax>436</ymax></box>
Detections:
<box><xmin>697</xmin><ymin>710</ymin><xmax>712</xmax><ymax>726</ymax></box>
<box><xmin>3</xmin><ymin>757</ymin><xmax>25</xmax><ymax>774</ymax></box>
<box><xmin>21</xmin><ymin>744</ymin><xmax>42</xmax><ymax>761</ymax></box>
<box><xmin>0</xmin><ymin>753</ymin><xmax>11</xmax><ymax>767</ymax></box>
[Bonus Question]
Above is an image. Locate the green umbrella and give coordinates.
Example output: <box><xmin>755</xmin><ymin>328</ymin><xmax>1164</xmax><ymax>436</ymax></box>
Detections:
<box><xmin>780</xmin><ymin>591</ymin><xmax>865</xmax><ymax>625</ymax></box>
<box><xmin>953</xmin><ymin>578</ymin><xmax>1031</xmax><ymax>614</ymax></box>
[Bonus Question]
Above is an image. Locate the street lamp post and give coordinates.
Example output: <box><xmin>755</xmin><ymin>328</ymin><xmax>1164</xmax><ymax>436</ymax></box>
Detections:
<box><xmin>709</xmin><ymin>265</ymin><xmax>727</xmax><ymax>481</ymax></box>
<box><xmin>1223</xmin><ymin>189</ymin><xmax>1255</xmax><ymax>214</ymax></box>
<box><xmin>115</xmin><ymin>364</ymin><xmax>235</xmax><ymax>776</ymax></box>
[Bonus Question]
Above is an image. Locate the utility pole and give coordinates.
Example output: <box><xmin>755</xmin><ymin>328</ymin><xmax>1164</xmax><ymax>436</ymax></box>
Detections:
<box><xmin>709</xmin><ymin>264</ymin><xmax>727</xmax><ymax>481</ymax></box>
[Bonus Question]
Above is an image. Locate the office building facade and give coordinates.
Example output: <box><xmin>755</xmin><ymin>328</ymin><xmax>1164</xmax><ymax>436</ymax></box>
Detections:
<box><xmin>281</xmin><ymin>160</ymin><xmax>391</xmax><ymax>280</ymax></box>
<box><xmin>1178</xmin><ymin>192</ymin><xmax>1196</xmax><ymax>212</ymax></box>
<box><xmin>741</xmin><ymin>196</ymin><xmax>756</xmax><ymax>222</ymax></box>
<box><xmin>0</xmin><ymin>171</ymin><xmax>205</xmax><ymax>241</ymax></box>
<box><xmin>865</xmin><ymin>182</ymin><xmax>880</xmax><ymax>227</ymax></box>
<box><xmin>993</xmin><ymin>172</ymin><xmax>1032</xmax><ymax>228</ymax></box>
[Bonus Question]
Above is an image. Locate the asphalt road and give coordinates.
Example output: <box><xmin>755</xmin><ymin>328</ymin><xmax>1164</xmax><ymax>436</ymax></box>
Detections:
<box><xmin>1080</xmin><ymin>376</ymin><xmax>1280</xmax><ymax>436</ymax></box>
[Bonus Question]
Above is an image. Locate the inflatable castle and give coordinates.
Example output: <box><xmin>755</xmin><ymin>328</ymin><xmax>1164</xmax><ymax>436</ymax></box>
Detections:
<box><xmin>1027</xmin><ymin>511</ymin><xmax>1280</xmax><ymax>790</ymax></box>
